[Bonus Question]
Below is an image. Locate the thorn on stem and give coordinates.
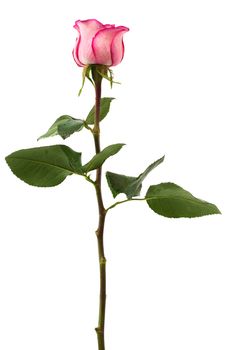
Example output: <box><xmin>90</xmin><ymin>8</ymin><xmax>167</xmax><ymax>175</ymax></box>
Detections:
<box><xmin>95</xmin><ymin>327</ymin><xmax>104</xmax><ymax>334</ymax></box>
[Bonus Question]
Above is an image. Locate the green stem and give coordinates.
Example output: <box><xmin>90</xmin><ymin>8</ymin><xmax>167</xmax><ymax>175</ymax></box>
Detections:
<box><xmin>83</xmin><ymin>120</ymin><xmax>94</xmax><ymax>133</ymax></box>
<box><xmin>92</xmin><ymin>66</ymin><xmax>107</xmax><ymax>350</ymax></box>
<box><xmin>106</xmin><ymin>197</ymin><xmax>148</xmax><ymax>212</ymax></box>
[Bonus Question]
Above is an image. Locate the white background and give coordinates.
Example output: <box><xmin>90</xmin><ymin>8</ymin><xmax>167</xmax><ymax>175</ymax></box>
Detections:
<box><xmin>0</xmin><ymin>0</ymin><xmax>232</xmax><ymax>349</ymax></box>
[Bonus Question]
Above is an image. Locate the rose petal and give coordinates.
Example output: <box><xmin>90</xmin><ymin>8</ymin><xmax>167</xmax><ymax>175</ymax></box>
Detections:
<box><xmin>92</xmin><ymin>26</ymin><xmax>129</xmax><ymax>66</ymax></box>
<box><xmin>74</xmin><ymin>19</ymin><xmax>114</xmax><ymax>65</ymax></box>
<box><xmin>72</xmin><ymin>32</ymin><xmax>85</xmax><ymax>67</ymax></box>
<box><xmin>111</xmin><ymin>27</ymin><xmax>129</xmax><ymax>66</ymax></box>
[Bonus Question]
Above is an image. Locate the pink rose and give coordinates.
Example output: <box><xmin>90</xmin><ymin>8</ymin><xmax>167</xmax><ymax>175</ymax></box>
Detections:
<box><xmin>73</xmin><ymin>19</ymin><xmax>129</xmax><ymax>67</ymax></box>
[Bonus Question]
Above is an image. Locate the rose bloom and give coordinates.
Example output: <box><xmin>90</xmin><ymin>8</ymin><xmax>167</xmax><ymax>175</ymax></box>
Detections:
<box><xmin>73</xmin><ymin>19</ymin><xmax>129</xmax><ymax>67</ymax></box>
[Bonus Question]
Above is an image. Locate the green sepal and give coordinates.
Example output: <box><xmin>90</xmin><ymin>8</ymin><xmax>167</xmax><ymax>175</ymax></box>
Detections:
<box><xmin>78</xmin><ymin>65</ymin><xmax>94</xmax><ymax>96</ymax></box>
<box><xmin>106</xmin><ymin>156</ymin><xmax>165</xmax><ymax>199</ymax></box>
<box><xmin>5</xmin><ymin>145</ymin><xmax>84</xmax><ymax>187</ymax></box>
<box><xmin>83</xmin><ymin>143</ymin><xmax>125</xmax><ymax>173</ymax></box>
<box><xmin>146</xmin><ymin>182</ymin><xmax>221</xmax><ymax>218</ymax></box>
<box><xmin>38</xmin><ymin>116</ymin><xmax>84</xmax><ymax>141</ymax></box>
<box><xmin>85</xmin><ymin>97</ymin><xmax>115</xmax><ymax>125</ymax></box>
<box><xmin>97</xmin><ymin>67</ymin><xmax>120</xmax><ymax>88</ymax></box>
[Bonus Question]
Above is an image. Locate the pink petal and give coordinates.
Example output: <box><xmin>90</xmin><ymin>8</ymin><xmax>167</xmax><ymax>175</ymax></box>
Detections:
<box><xmin>111</xmin><ymin>27</ymin><xmax>129</xmax><ymax>66</ymax></box>
<box><xmin>74</xmin><ymin>18</ymin><xmax>104</xmax><ymax>31</ymax></box>
<box><xmin>72</xmin><ymin>32</ymin><xmax>85</xmax><ymax>67</ymax></box>
<box><xmin>74</xmin><ymin>19</ymin><xmax>114</xmax><ymax>65</ymax></box>
<box><xmin>92</xmin><ymin>26</ymin><xmax>129</xmax><ymax>66</ymax></box>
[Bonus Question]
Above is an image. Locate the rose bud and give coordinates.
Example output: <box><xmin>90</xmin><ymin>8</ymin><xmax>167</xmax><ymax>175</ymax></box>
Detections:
<box><xmin>73</xmin><ymin>19</ymin><xmax>129</xmax><ymax>67</ymax></box>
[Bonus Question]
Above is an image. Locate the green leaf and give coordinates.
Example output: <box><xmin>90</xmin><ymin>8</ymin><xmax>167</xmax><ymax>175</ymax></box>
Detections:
<box><xmin>5</xmin><ymin>145</ymin><xmax>84</xmax><ymax>187</ymax></box>
<box><xmin>38</xmin><ymin>116</ymin><xmax>84</xmax><ymax>140</ymax></box>
<box><xmin>146</xmin><ymin>182</ymin><xmax>221</xmax><ymax>218</ymax></box>
<box><xmin>106</xmin><ymin>172</ymin><xmax>140</xmax><ymax>199</ymax></box>
<box><xmin>106</xmin><ymin>156</ymin><xmax>165</xmax><ymax>199</ymax></box>
<box><xmin>85</xmin><ymin>97</ymin><xmax>115</xmax><ymax>125</ymax></box>
<box><xmin>83</xmin><ymin>143</ymin><xmax>125</xmax><ymax>173</ymax></box>
<box><xmin>57</xmin><ymin>118</ymin><xmax>84</xmax><ymax>139</ymax></box>
<box><xmin>137</xmin><ymin>156</ymin><xmax>164</xmax><ymax>184</ymax></box>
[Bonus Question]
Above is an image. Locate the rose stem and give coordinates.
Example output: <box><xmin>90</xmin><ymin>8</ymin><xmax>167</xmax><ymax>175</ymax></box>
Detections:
<box><xmin>92</xmin><ymin>66</ymin><xmax>107</xmax><ymax>350</ymax></box>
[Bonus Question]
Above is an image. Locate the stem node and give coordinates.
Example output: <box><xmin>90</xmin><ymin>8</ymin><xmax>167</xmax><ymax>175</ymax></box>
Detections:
<box><xmin>100</xmin><ymin>257</ymin><xmax>107</xmax><ymax>265</ymax></box>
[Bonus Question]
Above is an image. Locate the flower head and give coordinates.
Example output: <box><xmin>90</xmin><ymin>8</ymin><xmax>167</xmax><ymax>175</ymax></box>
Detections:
<box><xmin>73</xmin><ymin>19</ymin><xmax>129</xmax><ymax>67</ymax></box>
